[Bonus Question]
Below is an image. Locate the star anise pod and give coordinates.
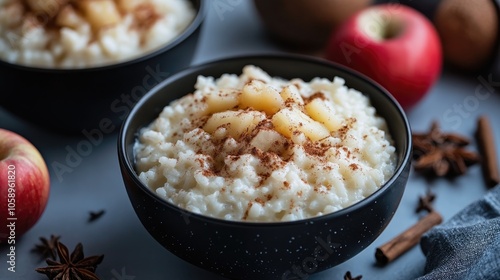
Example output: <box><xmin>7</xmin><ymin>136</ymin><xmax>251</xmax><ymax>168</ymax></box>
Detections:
<box><xmin>88</xmin><ymin>209</ymin><xmax>105</xmax><ymax>223</ymax></box>
<box><xmin>36</xmin><ymin>241</ymin><xmax>104</xmax><ymax>280</ymax></box>
<box><xmin>344</xmin><ymin>271</ymin><xmax>362</xmax><ymax>280</ymax></box>
<box><xmin>416</xmin><ymin>189</ymin><xmax>436</xmax><ymax>213</ymax></box>
<box><xmin>32</xmin><ymin>235</ymin><xmax>61</xmax><ymax>260</ymax></box>
<box><xmin>412</xmin><ymin>121</ymin><xmax>480</xmax><ymax>177</ymax></box>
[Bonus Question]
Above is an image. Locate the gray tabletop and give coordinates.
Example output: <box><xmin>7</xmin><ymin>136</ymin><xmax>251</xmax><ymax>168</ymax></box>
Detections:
<box><xmin>1</xmin><ymin>2</ymin><xmax>499</xmax><ymax>279</ymax></box>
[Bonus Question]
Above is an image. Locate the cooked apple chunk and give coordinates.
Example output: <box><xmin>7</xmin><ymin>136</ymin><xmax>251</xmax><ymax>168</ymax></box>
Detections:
<box><xmin>56</xmin><ymin>5</ymin><xmax>85</xmax><ymax>29</ymax></box>
<box><xmin>305</xmin><ymin>98</ymin><xmax>342</xmax><ymax>132</ymax></box>
<box><xmin>78</xmin><ymin>0</ymin><xmax>122</xmax><ymax>30</ymax></box>
<box><xmin>203</xmin><ymin>110</ymin><xmax>265</xmax><ymax>139</ymax></box>
<box><xmin>205</xmin><ymin>89</ymin><xmax>240</xmax><ymax>114</ymax></box>
<box><xmin>272</xmin><ymin>108</ymin><xmax>330</xmax><ymax>141</ymax></box>
<box><xmin>240</xmin><ymin>80</ymin><xmax>284</xmax><ymax>115</ymax></box>
<box><xmin>280</xmin><ymin>84</ymin><xmax>304</xmax><ymax>106</ymax></box>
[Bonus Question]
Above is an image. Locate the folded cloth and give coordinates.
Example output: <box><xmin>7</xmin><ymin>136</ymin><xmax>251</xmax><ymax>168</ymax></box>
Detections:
<box><xmin>417</xmin><ymin>185</ymin><xmax>500</xmax><ymax>280</ymax></box>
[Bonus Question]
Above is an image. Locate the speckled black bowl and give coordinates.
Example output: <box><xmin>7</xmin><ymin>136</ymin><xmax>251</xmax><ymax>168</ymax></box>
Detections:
<box><xmin>118</xmin><ymin>54</ymin><xmax>412</xmax><ymax>279</ymax></box>
<box><xmin>0</xmin><ymin>0</ymin><xmax>206</xmax><ymax>134</ymax></box>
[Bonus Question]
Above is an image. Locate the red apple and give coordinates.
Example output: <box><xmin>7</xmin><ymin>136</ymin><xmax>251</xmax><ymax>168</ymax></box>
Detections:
<box><xmin>0</xmin><ymin>128</ymin><xmax>50</xmax><ymax>244</ymax></box>
<box><xmin>325</xmin><ymin>3</ymin><xmax>442</xmax><ymax>110</ymax></box>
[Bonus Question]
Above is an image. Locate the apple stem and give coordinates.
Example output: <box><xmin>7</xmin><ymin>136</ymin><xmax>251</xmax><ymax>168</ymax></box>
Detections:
<box><xmin>359</xmin><ymin>10</ymin><xmax>404</xmax><ymax>41</ymax></box>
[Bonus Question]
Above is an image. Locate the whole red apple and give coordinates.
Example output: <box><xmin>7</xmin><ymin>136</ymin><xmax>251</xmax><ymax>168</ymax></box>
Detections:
<box><xmin>325</xmin><ymin>3</ymin><xmax>442</xmax><ymax>110</ymax></box>
<box><xmin>0</xmin><ymin>128</ymin><xmax>50</xmax><ymax>244</ymax></box>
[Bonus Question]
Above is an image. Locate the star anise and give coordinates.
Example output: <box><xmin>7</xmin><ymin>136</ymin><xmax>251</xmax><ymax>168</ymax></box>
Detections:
<box><xmin>412</xmin><ymin>121</ymin><xmax>480</xmax><ymax>177</ymax></box>
<box><xmin>88</xmin><ymin>209</ymin><xmax>105</xmax><ymax>223</ymax></box>
<box><xmin>416</xmin><ymin>189</ymin><xmax>436</xmax><ymax>213</ymax></box>
<box><xmin>32</xmin><ymin>235</ymin><xmax>61</xmax><ymax>260</ymax></box>
<box><xmin>344</xmin><ymin>271</ymin><xmax>362</xmax><ymax>280</ymax></box>
<box><xmin>36</xmin><ymin>241</ymin><xmax>104</xmax><ymax>280</ymax></box>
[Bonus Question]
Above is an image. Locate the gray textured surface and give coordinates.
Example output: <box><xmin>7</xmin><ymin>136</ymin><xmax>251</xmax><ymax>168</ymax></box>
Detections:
<box><xmin>1</xmin><ymin>2</ymin><xmax>499</xmax><ymax>279</ymax></box>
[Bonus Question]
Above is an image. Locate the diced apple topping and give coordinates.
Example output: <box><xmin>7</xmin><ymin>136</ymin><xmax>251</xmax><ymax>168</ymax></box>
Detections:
<box><xmin>305</xmin><ymin>98</ymin><xmax>342</xmax><ymax>132</ymax></box>
<box><xmin>240</xmin><ymin>80</ymin><xmax>284</xmax><ymax>115</ymax></box>
<box><xmin>205</xmin><ymin>89</ymin><xmax>240</xmax><ymax>114</ymax></box>
<box><xmin>272</xmin><ymin>108</ymin><xmax>330</xmax><ymax>141</ymax></box>
<box><xmin>56</xmin><ymin>5</ymin><xmax>85</xmax><ymax>29</ymax></box>
<box><xmin>203</xmin><ymin>110</ymin><xmax>265</xmax><ymax>139</ymax></box>
<box><xmin>280</xmin><ymin>85</ymin><xmax>304</xmax><ymax>106</ymax></box>
<box><xmin>78</xmin><ymin>0</ymin><xmax>122</xmax><ymax>30</ymax></box>
<box><xmin>199</xmin><ymin>78</ymin><xmax>344</xmax><ymax>142</ymax></box>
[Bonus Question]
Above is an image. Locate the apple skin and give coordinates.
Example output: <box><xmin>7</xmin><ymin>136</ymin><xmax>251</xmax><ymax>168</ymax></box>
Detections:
<box><xmin>325</xmin><ymin>4</ymin><xmax>442</xmax><ymax>110</ymax></box>
<box><xmin>0</xmin><ymin>128</ymin><xmax>50</xmax><ymax>244</ymax></box>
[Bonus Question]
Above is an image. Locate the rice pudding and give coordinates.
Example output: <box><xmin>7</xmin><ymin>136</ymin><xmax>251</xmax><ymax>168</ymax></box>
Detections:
<box><xmin>134</xmin><ymin>65</ymin><xmax>397</xmax><ymax>222</ymax></box>
<box><xmin>0</xmin><ymin>0</ymin><xmax>195</xmax><ymax>68</ymax></box>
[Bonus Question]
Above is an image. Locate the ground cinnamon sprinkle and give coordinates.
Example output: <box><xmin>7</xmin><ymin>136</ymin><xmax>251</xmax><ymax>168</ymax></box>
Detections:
<box><xmin>242</xmin><ymin>202</ymin><xmax>252</xmax><ymax>220</ymax></box>
<box><xmin>304</xmin><ymin>141</ymin><xmax>330</xmax><ymax>156</ymax></box>
<box><xmin>283</xmin><ymin>181</ymin><xmax>290</xmax><ymax>189</ymax></box>
<box><xmin>255</xmin><ymin>197</ymin><xmax>266</xmax><ymax>205</ymax></box>
<box><xmin>133</xmin><ymin>3</ymin><xmax>160</xmax><ymax>30</ymax></box>
<box><xmin>304</xmin><ymin>91</ymin><xmax>328</xmax><ymax>102</ymax></box>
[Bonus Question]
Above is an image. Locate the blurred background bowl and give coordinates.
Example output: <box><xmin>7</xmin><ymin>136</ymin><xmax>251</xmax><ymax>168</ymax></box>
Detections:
<box><xmin>0</xmin><ymin>0</ymin><xmax>207</xmax><ymax>135</ymax></box>
<box><xmin>118</xmin><ymin>54</ymin><xmax>412</xmax><ymax>279</ymax></box>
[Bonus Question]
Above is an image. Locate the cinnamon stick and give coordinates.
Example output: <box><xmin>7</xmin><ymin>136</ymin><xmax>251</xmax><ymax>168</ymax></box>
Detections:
<box><xmin>375</xmin><ymin>211</ymin><xmax>442</xmax><ymax>265</ymax></box>
<box><xmin>476</xmin><ymin>115</ymin><xmax>500</xmax><ymax>188</ymax></box>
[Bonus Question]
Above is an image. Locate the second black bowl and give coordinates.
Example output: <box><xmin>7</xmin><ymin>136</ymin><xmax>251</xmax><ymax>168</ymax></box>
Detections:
<box><xmin>0</xmin><ymin>0</ymin><xmax>207</xmax><ymax>134</ymax></box>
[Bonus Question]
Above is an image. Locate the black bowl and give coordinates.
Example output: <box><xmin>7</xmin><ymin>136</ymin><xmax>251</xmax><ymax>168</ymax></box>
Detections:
<box><xmin>0</xmin><ymin>0</ymin><xmax>207</xmax><ymax>134</ymax></box>
<box><xmin>118</xmin><ymin>54</ymin><xmax>412</xmax><ymax>279</ymax></box>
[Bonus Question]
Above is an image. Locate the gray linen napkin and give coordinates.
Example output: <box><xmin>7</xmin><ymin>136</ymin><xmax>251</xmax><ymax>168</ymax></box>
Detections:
<box><xmin>417</xmin><ymin>185</ymin><xmax>500</xmax><ymax>280</ymax></box>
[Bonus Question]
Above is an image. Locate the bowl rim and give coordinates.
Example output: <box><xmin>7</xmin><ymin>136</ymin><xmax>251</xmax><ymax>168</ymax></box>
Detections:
<box><xmin>118</xmin><ymin>53</ymin><xmax>413</xmax><ymax>227</ymax></box>
<box><xmin>0</xmin><ymin>0</ymin><xmax>208</xmax><ymax>73</ymax></box>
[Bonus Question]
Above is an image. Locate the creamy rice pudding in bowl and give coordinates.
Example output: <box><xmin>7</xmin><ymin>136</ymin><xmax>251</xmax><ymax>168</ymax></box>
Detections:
<box><xmin>118</xmin><ymin>54</ymin><xmax>412</xmax><ymax>279</ymax></box>
<box><xmin>0</xmin><ymin>0</ymin><xmax>206</xmax><ymax>133</ymax></box>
